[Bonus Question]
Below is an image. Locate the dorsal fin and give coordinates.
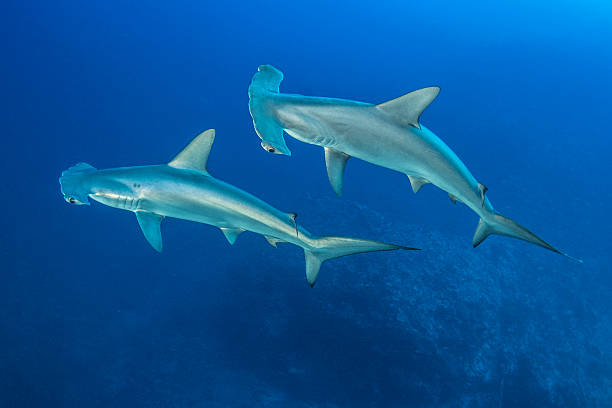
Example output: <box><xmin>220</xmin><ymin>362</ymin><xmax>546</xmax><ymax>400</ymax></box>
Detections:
<box><xmin>168</xmin><ymin>129</ymin><xmax>215</xmax><ymax>174</ymax></box>
<box><xmin>376</xmin><ymin>86</ymin><xmax>440</xmax><ymax>129</ymax></box>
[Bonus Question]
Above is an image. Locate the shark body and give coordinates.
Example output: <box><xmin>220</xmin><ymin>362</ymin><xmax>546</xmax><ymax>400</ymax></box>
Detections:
<box><xmin>59</xmin><ymin>130</ymin><xmax>416</xmax><ymax>286</ymax></box>
<box><xmin>248</xmin><ymin>65</ymin><xmax>578</xmax><ymax>260</ymax></box>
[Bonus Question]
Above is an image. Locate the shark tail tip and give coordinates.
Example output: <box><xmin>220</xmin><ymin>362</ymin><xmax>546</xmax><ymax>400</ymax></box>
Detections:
<box><xmin>402</xmin><ymin>246</ymin><xmax>421</xmax><ymax>251</ymax></box>
<box><xmin>561</xmin><ymin>252</ymin><xmax>583</xmax><ymax>263</ymax></box>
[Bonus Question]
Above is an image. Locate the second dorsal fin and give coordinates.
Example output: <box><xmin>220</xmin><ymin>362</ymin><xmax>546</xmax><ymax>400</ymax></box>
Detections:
<box><xmin>168</xmin><ymin>129</ymin><xmax>215</xmax><ymax>174</ymax></box>
<box><xmin>376</xmin><ymin>87</ymin><xmax>440</xmax><ymax>129</ymax></box>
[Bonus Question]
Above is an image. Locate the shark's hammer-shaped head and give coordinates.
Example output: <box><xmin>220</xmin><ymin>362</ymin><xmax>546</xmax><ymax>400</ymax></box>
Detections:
<box><xmin>248</xmin><ymin>65</ymin><xmax>292</xmax><ymax>157</ymax></box>
<box><xmin>252</xmin><ymin>109</ymin><xmax>291</xmax><ymax>156</ymax></box>
<box><xmin>59</xmin><ymin>162</ymin><xmax>97</xmax><ymax>205</ymax></box>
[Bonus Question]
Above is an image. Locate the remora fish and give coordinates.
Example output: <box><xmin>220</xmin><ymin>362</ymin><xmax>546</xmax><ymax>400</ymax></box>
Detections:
<box><xmin>248</xmin><ymin>65</ymin><xmax>579</xmax><ymax>261</ymax></box>
<box><xmin>59</xmin><ymin>129</ymin><xmax>417</xmax><ymax>286</ymax></box>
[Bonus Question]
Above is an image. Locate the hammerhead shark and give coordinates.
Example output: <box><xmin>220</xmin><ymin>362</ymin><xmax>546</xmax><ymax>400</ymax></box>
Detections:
<box><xmin>59</xmin><ymin>129</ymin><xmax>417</xmax><ymax>286</ymax></box>
<box><xmin>248</xmin><ymin>65</ymin><xmax>579</xmax><ymax>261</ymax></box>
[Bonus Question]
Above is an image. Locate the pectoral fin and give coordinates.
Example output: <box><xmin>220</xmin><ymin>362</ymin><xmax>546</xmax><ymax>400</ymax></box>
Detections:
<box><xmin>407</xmin><ymin>176</ymin><xmax>430</xmax><ymax>193</ymax></box>
<box><xmin>324</xmin><ymin>147</ymin><xmax>350</xmax><ymax>197</ymax></box>
<box><xmin>135</xmin><ymin>211</ymin><xmax>164</xmax><ymax>252</ymax></box>
<box><xmin>220</xmin><ymin>227</ymin><xmax>244</xmax><ymax>245</ymax></box>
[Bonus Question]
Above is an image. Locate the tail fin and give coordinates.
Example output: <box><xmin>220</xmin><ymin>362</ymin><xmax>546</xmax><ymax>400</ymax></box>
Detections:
<box><xmin>473</xmin><ymin>213</ymin><xmax>582</xmax><ymax>262</ymax></box>
<box><xmin>304</xmin><ymin>237</ymin><xmax>419</xmax><ymax>287</ymax></box>
<box><xmin>248</xmin><ymin>65</ymin><xmax>291</xmax><ymax>156</ymax></box>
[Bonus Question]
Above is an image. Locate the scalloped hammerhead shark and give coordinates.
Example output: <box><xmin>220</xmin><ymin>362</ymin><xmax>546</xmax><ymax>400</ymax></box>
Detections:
<box><xmin>248</xmin><ymin>65</ymin><xmax>579</xmax><ymax>261</ymax></box>
<box><xmin>59</xmin><ymin>129</ymin><xmax>418</xmax><ymax>286</ymax></box>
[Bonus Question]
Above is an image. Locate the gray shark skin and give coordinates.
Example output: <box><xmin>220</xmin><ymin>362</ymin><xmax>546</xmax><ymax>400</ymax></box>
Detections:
<box><xmin>59</xmin><ymin>130</ymin><xmax>418</xmax><ymax>286</ymax></box>
<box><xmin>248</xmin><ymin>65</ymin><xmax>580</xmax><ymax>261</ymax></box>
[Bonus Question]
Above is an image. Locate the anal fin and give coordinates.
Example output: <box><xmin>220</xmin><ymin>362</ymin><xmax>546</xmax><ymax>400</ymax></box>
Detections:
<box><xmin>449</xmin><ymin>193</ymin><xmax>459</xmax><ymax>204</ymax></box>
<box><xmin>324</xmin><ymin>147</ymin><xmax>350</xmax><ymax>197</ymax></box>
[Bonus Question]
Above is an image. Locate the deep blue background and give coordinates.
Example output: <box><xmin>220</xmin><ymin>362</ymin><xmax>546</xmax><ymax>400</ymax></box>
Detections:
<box><xmin>2</xmin><ymin>1</ymin><xmax>611</xmax><ymax>406</ymax></box>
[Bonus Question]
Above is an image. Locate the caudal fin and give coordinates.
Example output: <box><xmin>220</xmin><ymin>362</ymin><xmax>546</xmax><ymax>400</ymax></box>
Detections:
<box><xmin>473</xmin><ymin>213</ymin><xmax>582</xmax><ymax>262</ymax></box>
<box><xmin>304</xmin><ymin>237</ymin><xmax>419</xmax><ymax>287</ymax></box>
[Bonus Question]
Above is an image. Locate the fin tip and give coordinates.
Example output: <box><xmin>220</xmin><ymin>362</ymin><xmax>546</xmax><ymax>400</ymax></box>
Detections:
<box><xmin>562</xmin><ymin>252</ymin><xmax>583</xmax><ymax>263</ymax></box>
<box><xmin>401</xmin><ymin>246</ymin><xmax>421</xmax><ymax>251</ymax></box>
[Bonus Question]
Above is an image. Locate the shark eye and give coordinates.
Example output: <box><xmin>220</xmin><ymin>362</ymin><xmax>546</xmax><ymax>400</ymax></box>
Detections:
<box><xmin>68</xmin><ymin>197</ymin><xmax>76</xmax><ymax>204</ymax></box>
<box><xmin>267</xmin><ymin>147</ymin><xmax>276</xmax><ymax>153</ymax></box>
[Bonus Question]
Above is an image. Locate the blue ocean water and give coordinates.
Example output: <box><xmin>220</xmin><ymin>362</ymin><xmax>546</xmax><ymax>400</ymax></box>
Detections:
<box><xmin>2</xmin><ymin>1</ymin><xmax>611</xmax><ymax>406</ymax></box>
